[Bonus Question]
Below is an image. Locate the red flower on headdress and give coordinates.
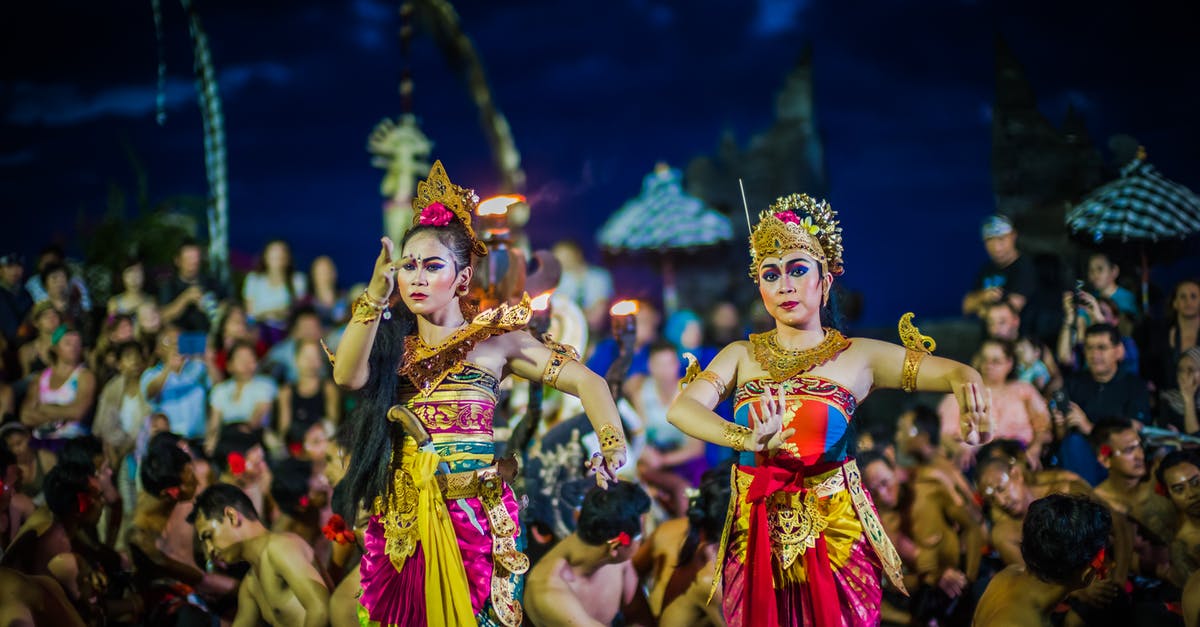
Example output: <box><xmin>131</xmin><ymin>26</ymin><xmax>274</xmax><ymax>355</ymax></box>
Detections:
<box><xmin>419</xmin><ymin>202</ymin><xmax>454</xmax><ymax>227</ymax></box>
<box><xmin>774</xmin><ymin>211</ymin><xmax>801</xmax><ymax>225</ymax></box>
<box><xmin>322</xmin><ymin>514</ymin><xmax>355</xmax><ymax>545</ymax></box>
<box><xmin>163</xmin><ymin>486</ymin><xmax>181</xmax><ymax>500</ymax></box>
<box><xmin>227</xmin><ymin>452</ymin><xmax>246</xmax><ymax>476</ymax></box>
<box><xmin>1090</xmin><ymin>546</ymin><xmax>1109</xmax><ymax>579</ymax></box>
<box><xmin>288</xmin><ymin>442</ymin><xmax>304</xmax><ymax>457</ymax></box>
<box><xmin>614</xmin><ymin>531</ymin><xmax>632</xmax><ymax>547</ymax></box>
<box><xmin>1099</xmin><ymin>444</ymin><xmax>1113</xmax><ymax>458</ymax></box>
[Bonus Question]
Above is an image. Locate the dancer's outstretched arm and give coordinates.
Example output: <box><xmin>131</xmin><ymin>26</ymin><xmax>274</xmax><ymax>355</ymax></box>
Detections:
<box><xmin>333</xmin><ymin>238</ymin><xmax>395</xmax><ymax>390</ymax></box>
<box><xmin>667</xmin><ymin>342</ymin><xmax>792</xmax><ymax>454</ymax></box>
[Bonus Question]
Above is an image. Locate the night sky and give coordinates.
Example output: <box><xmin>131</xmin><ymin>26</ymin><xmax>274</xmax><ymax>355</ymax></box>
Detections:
<box><xmin>3</xmin><ymin>0</ymin><xmax>1198</xmax><ymax>327</ymax></box>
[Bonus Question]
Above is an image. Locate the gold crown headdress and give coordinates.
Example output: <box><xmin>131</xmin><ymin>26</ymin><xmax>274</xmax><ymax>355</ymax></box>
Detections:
<box><xmin>748</xmin><ymin>193</ymin><xmax>844</xmax><ymax>280</ymax></box>
<box><xmin>411</xmin><ymin>160</ymin><xmax>489</xmax><ymax>258</ymax></box>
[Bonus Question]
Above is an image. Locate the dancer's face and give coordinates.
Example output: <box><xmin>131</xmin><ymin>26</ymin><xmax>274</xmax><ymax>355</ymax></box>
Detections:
<box><xmin>398</xmin><ymin>232</ymin><xmax>471</xmax><ymax>316</ymax></box>
<box><xmin>757</xmin><ymin>250</ymin><xmax>829</xmax><ymax>327</ymax></box>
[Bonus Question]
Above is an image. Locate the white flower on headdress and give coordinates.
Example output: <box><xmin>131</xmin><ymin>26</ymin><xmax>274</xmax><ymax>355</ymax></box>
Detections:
<box><xmin>799</xmin><ymin>216</ymin><xmax>821</xmax><ymax>235</ymax></box>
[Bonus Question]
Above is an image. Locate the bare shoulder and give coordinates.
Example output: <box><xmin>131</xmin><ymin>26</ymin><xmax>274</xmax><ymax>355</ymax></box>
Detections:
<box><xmin>267</xmin><ymin>531</ymin><xmax>315</xmax><ymax>563</ymax></box>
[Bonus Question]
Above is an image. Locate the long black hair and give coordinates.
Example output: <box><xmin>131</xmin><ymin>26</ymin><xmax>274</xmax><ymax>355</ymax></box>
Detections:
<box><xmin>678</xmin><ymin>459</ymin><xmax>734</xmax><ymax>564</ymax></box>
<box><xmin>336</xmin><ymin>220</ymin><xmax>476</xmax><ymax>520</ymax></box>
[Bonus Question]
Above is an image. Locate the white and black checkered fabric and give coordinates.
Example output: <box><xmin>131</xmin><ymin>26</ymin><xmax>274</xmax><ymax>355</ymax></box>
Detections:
<box><xmin>1067</xmin><ymin>160</ymin><xmax>1200</xmax><ymax>243</ymax></box>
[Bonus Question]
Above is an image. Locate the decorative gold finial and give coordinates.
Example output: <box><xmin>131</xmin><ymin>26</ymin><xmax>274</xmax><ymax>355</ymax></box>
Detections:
<box><xmin>411</xmin><ymin>160</ymin><xmax>488</xmax><ymax>257</ymax></box>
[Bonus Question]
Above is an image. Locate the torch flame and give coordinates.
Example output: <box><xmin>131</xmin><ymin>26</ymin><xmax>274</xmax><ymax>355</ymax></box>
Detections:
<box><xmin>530</xmin><ymin>291</ymin><xmax>554</xmax><ymax>312</ymax></box>
<box><xmin>477</xmin><ymin>194</ymin><xmax>525</xmax><ymax>217</ymax></box>
<box><xmin>610</xmin><ymin>300</ymin><xmax>639</xmax><ymax>316</ymax></box>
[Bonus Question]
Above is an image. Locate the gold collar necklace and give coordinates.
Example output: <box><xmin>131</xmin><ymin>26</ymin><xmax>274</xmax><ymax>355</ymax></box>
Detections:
<box><xmin>748</xmin><ymin>327</ymin><xmax>851</xmax><ymax>382</ymax></box>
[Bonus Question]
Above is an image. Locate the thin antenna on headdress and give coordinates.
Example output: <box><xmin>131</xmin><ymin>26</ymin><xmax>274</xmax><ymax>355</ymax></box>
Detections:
<box><xmin>738</xmin><ymin>178</ymin><xmax>752</xmax><ymax>233</ymax></box>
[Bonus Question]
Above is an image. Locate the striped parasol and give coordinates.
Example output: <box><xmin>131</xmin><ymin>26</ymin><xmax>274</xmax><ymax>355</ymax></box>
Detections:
<box><xmin>598</xmin><ymin>163</ymin><xmax>732</xmax><ymax>311</ymax></box>
<box><xmin>1066</xmin><ymin>155</ymin><xmax>1200</xmax><ymax>244</ymax></box>
<box><xmin>1066</xmin><ymin>152</ymin><xmax>1200</xmax><ymax>311</ymax></box>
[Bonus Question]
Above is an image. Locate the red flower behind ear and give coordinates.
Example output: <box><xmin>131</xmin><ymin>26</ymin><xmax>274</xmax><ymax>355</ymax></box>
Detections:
<box><xmin>288</xmin><ymin>442</ymin><xmax>304</xmax><ymax>457</ymax></box>
<box><xmin>227</xmin><ymin>452</ymin><xmax>246</xmax><ymax>476</ymax></box>
<box><xmin>615</xmin><ymin>531</ymin><xmax>631</xmax><ymax>547</ymax></box>
<box><xmin>1090</xmin><ymin>546</ymin><xmax>1109</xmax><ymax>579</ymax></box>
<box><xmin>1099</xmin><ymin>444</ymin><xmax>1113</xmax><ymax>458</ymax></box>
<box><xmin>322</xmin><ymin>514</ymin><xmax>355</xmax><ymax>545</ymax></box>
<box><xmin>163</xmin><ymin>486</ymin><xmax>181</xmax><ymax>500</ymax></box>
<box><xmin>299</xmin><ymin>495</ymin><xmax>310</xmax><ymax>509</ymax></box>
<box><xmin>1155</xmin><ymin>482</ymin><xmax>1167</xmax><ymax>496</ymax></box>
<box><xmin>77</xmin><ymin>492</ymin><xmax>90</xmax><ymax>514</ymax></box>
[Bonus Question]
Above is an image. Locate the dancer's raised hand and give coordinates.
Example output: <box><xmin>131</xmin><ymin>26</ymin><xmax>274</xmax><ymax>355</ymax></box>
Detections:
<box><xmin>366</xmin><ymin>236</ymin><xmax>397</xmax><ymax>302</ymax></box>
<box><xmin>748</xmin><ymin>386</ymin><xmax>795</xmax><ymax>454</ymax></box>
<box><xmin>956</xmin><ymin>382</ymin><xmax>993</xmax><ymax>445</ymax></box>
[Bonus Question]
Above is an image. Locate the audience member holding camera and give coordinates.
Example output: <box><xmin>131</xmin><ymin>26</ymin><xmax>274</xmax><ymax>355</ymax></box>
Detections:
<box><xmin>1053</xmin><ymin>324</ymin><xmax>1151</xmax><ymax>485</ymax></box>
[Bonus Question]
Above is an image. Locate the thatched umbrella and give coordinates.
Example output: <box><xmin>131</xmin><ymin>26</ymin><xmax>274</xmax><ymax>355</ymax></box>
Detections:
<box><xmin>1066</xmin><ymin>147</ymin><xmax>1200</xmax><ymax>310</ymax></box>
<box><xmin>597</xmin><ymin>163</ymin><xmax>733</xmax><ymax>311</ymax></box>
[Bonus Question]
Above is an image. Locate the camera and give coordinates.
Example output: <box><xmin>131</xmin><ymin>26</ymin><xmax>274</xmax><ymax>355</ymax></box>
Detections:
<box><xmin>1048</xmin><ymin>389</ymin><xmax>1070</xmax><ymax>414</ymax></box>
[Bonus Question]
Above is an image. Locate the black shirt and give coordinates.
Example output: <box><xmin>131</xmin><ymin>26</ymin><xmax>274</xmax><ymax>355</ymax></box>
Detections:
<box><xmin>974</xmin><ymin>254</ymin><xmax>1037</xmax><ymax>301</ymax></box>
<box><xmin>1065</xmin><ymin>370</ymin><xmax>1151</xmax><ymax>424</ymax></box>
<box><xmin>159</xmin><ymin>274</ymin><xmax>223</xmax><ymax>333</ymax></box>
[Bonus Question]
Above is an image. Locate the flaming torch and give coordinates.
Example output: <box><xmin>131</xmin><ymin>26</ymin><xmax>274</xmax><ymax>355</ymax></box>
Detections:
<box><xmin>606</xmin><ymin>300</ymin><xmax>639</xmax><ymax>401</ymax></box>
<box><xmin>473</xmin><ymin>194</ymin><xmax>527</xmax><ymax>308</ymax></box>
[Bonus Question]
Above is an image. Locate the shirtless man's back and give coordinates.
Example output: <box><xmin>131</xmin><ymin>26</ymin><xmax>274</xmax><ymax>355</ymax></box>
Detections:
<box><xmin>235</xmin><ymin>532</ymin><xmax>322</xmax><ymax>627</ymax></box>
<box><xmin>525</xmin><ymin>482</ymin><xmax>651</xmax><ymax>627</ymax></box>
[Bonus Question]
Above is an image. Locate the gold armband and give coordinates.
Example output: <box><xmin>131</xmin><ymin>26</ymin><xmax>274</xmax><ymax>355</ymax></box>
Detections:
<box><xmin>694</xmin><ymin>371</ymin><xmax>728</xmax><ymax>398</ymax></box>
<box><xmin>898</xmin><ymin>312</ymin><xmax>935</xmax><ymax>394</ymax></box>
<box><xmin>540</xmin><ymin>334</ymin><xmax>579</xmax><ymax>388</ymax></box>
<box><xmin>901</xmin><ymin>349</ymin><xmax>925</xmax><ymax>394</ymax></box>
<box><xmin>351</xmin><ymin>290</ymin><xmax>391</xmax><ymax>325</ymax></box>
<box><xmin>597</xmin><ymin>424</ymin><xmax>626</xmax><ymax>453</ymax></box>
<box><xmin>723</xmin><ymin>422</ymin><xmax>752</xmax><ymax>452</ymax></box>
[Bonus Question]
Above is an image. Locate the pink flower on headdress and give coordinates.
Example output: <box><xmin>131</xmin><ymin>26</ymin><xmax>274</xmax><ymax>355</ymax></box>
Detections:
<box><xmin>774</xmin><ymin>211</ymin><xmax>801</xmax><ymax>225</ymax></box>
<box><xmin>419</xmin><ymin>202</ymin><xmax>454</xmax><ymax>227</ymax></box>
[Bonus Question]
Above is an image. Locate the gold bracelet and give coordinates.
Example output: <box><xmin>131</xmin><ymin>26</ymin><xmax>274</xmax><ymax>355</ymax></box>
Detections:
<box><xmin>694</xmin><ymin>371</ymin><xmax>728</xmax><ymax>398</ymax></box>
<box><xmin>541</xmin><ymin>351</ymin><xmax>570</xmax><ymax>387</ymax></box>
<box><xmin>723</xmin><ymin>422</ymin><xmax>752</xmax><ymax>452</ymax></box>
<box><xmin>597</xmin><ymin>424</ymin><xmax>626</xmax><ymax>453</ymax></box>
<box><xmin>351</xmin><ymin>290</ymin><xmax>391</xmax><ymax>325</ymax></box>
<box><xmin>540</xmin><ymin>335</ymin><xmax>579</xmax><ymax>388</ymax></box>
<box><xmin>901</xmin><ymin>348</ymin><xmax>925</xmax><ymax>393</ymax></box>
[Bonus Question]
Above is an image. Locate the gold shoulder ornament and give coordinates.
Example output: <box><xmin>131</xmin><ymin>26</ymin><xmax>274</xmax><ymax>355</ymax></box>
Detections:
<box><xmin>398</xmin><ymin>294</ymin><xmax>533</xmax><ymax>396</ymax></box>
<box><xmin>898</xmin><ymin>312</ymin><xmax>935</xmax><ymax>393</ymax></box>
<box><xmin>679</xmin><ymin>352</ymin><xmax>728</xmax><ymax>398</ymax></box>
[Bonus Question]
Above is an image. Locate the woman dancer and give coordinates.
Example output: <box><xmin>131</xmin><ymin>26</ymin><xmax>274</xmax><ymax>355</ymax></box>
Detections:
<box><xmin>667</xmin><ymin>194</ymin><xmax>992</xmax><ymax>626</ymax></box>
<box><xmin>332</xmin><ymin>161</ymin><xmax>626</xmax><ymax>626</ymax></box>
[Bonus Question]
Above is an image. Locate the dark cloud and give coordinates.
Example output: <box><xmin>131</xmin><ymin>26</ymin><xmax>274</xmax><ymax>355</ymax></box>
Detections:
<box><xmin>2</xmin><ymin>0</ymin><xmax>1198</xmax><ymax>325</ymax></box>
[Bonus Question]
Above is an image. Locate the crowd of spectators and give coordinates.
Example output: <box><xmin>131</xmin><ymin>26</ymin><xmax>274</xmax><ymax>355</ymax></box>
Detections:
<box><xmin>0</xmin><ymin>214</ymin><xmax>1195</xmax><ymax>626</ymax></box>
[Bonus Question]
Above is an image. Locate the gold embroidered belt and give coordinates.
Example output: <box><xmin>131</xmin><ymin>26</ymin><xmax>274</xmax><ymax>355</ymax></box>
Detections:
<box><xmin>710</xmin><ymin>457</ymin><xmax>908</xmax><ymax>604</ymax></box>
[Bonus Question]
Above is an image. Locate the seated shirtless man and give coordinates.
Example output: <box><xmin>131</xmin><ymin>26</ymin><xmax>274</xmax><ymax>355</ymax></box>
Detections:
<box><xmin>190</xmin><ymin>482</ymin><xmax>329</xmax><ymax>627</ymax></box>
<box><xmin>0</xmin><ymin>567</ymin><xmax>86</xmax><ymax>627</ymax></box>
<box><xmin>635</xmin><ymin>461</ymin><xmax>731</xmax><ymax>624</ymax></box>
<box><xmin>974</xmin><ymin>493</ymin><xmax>1112</xmax><ymax>626</ymax></box>
<box><xmin>526</xmin><ymin>482</ymin><xmax>651</xmax><ymax>627</ymax></box>
<box><xmin>126</xmin><ymin>437</ymin><xmax>236</xmax><ymax>619</ymax></box>
<box><xmin>978</xmin><ymin>456</ymin><xmax>1133</xmax><ymax>626</ymax></box>
<box><xmin>1157</xmin><ymin>449</ymin><xmax>1200</xmax><ymax>586</ymax></box>
<box><xmin>1090</xmin><ymin>418</ymin><xmax>1177</xmax><ymax>579</ymax></box>
<box><xmin>896</xmin><ymin>405</ymin><xmax>985</xmax><ymax>624</ymax></box>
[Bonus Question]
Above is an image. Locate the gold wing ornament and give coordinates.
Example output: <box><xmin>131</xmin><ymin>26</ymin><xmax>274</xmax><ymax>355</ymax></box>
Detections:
<box><xmin>678</xmin><ymin>352</ymin><xmax>702</xmax><ymax>391</ymax></box>
<box><xmin>898</xmin><ymin>312</ymin><xmax>935</xmax><ymax>393</ymax></box>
